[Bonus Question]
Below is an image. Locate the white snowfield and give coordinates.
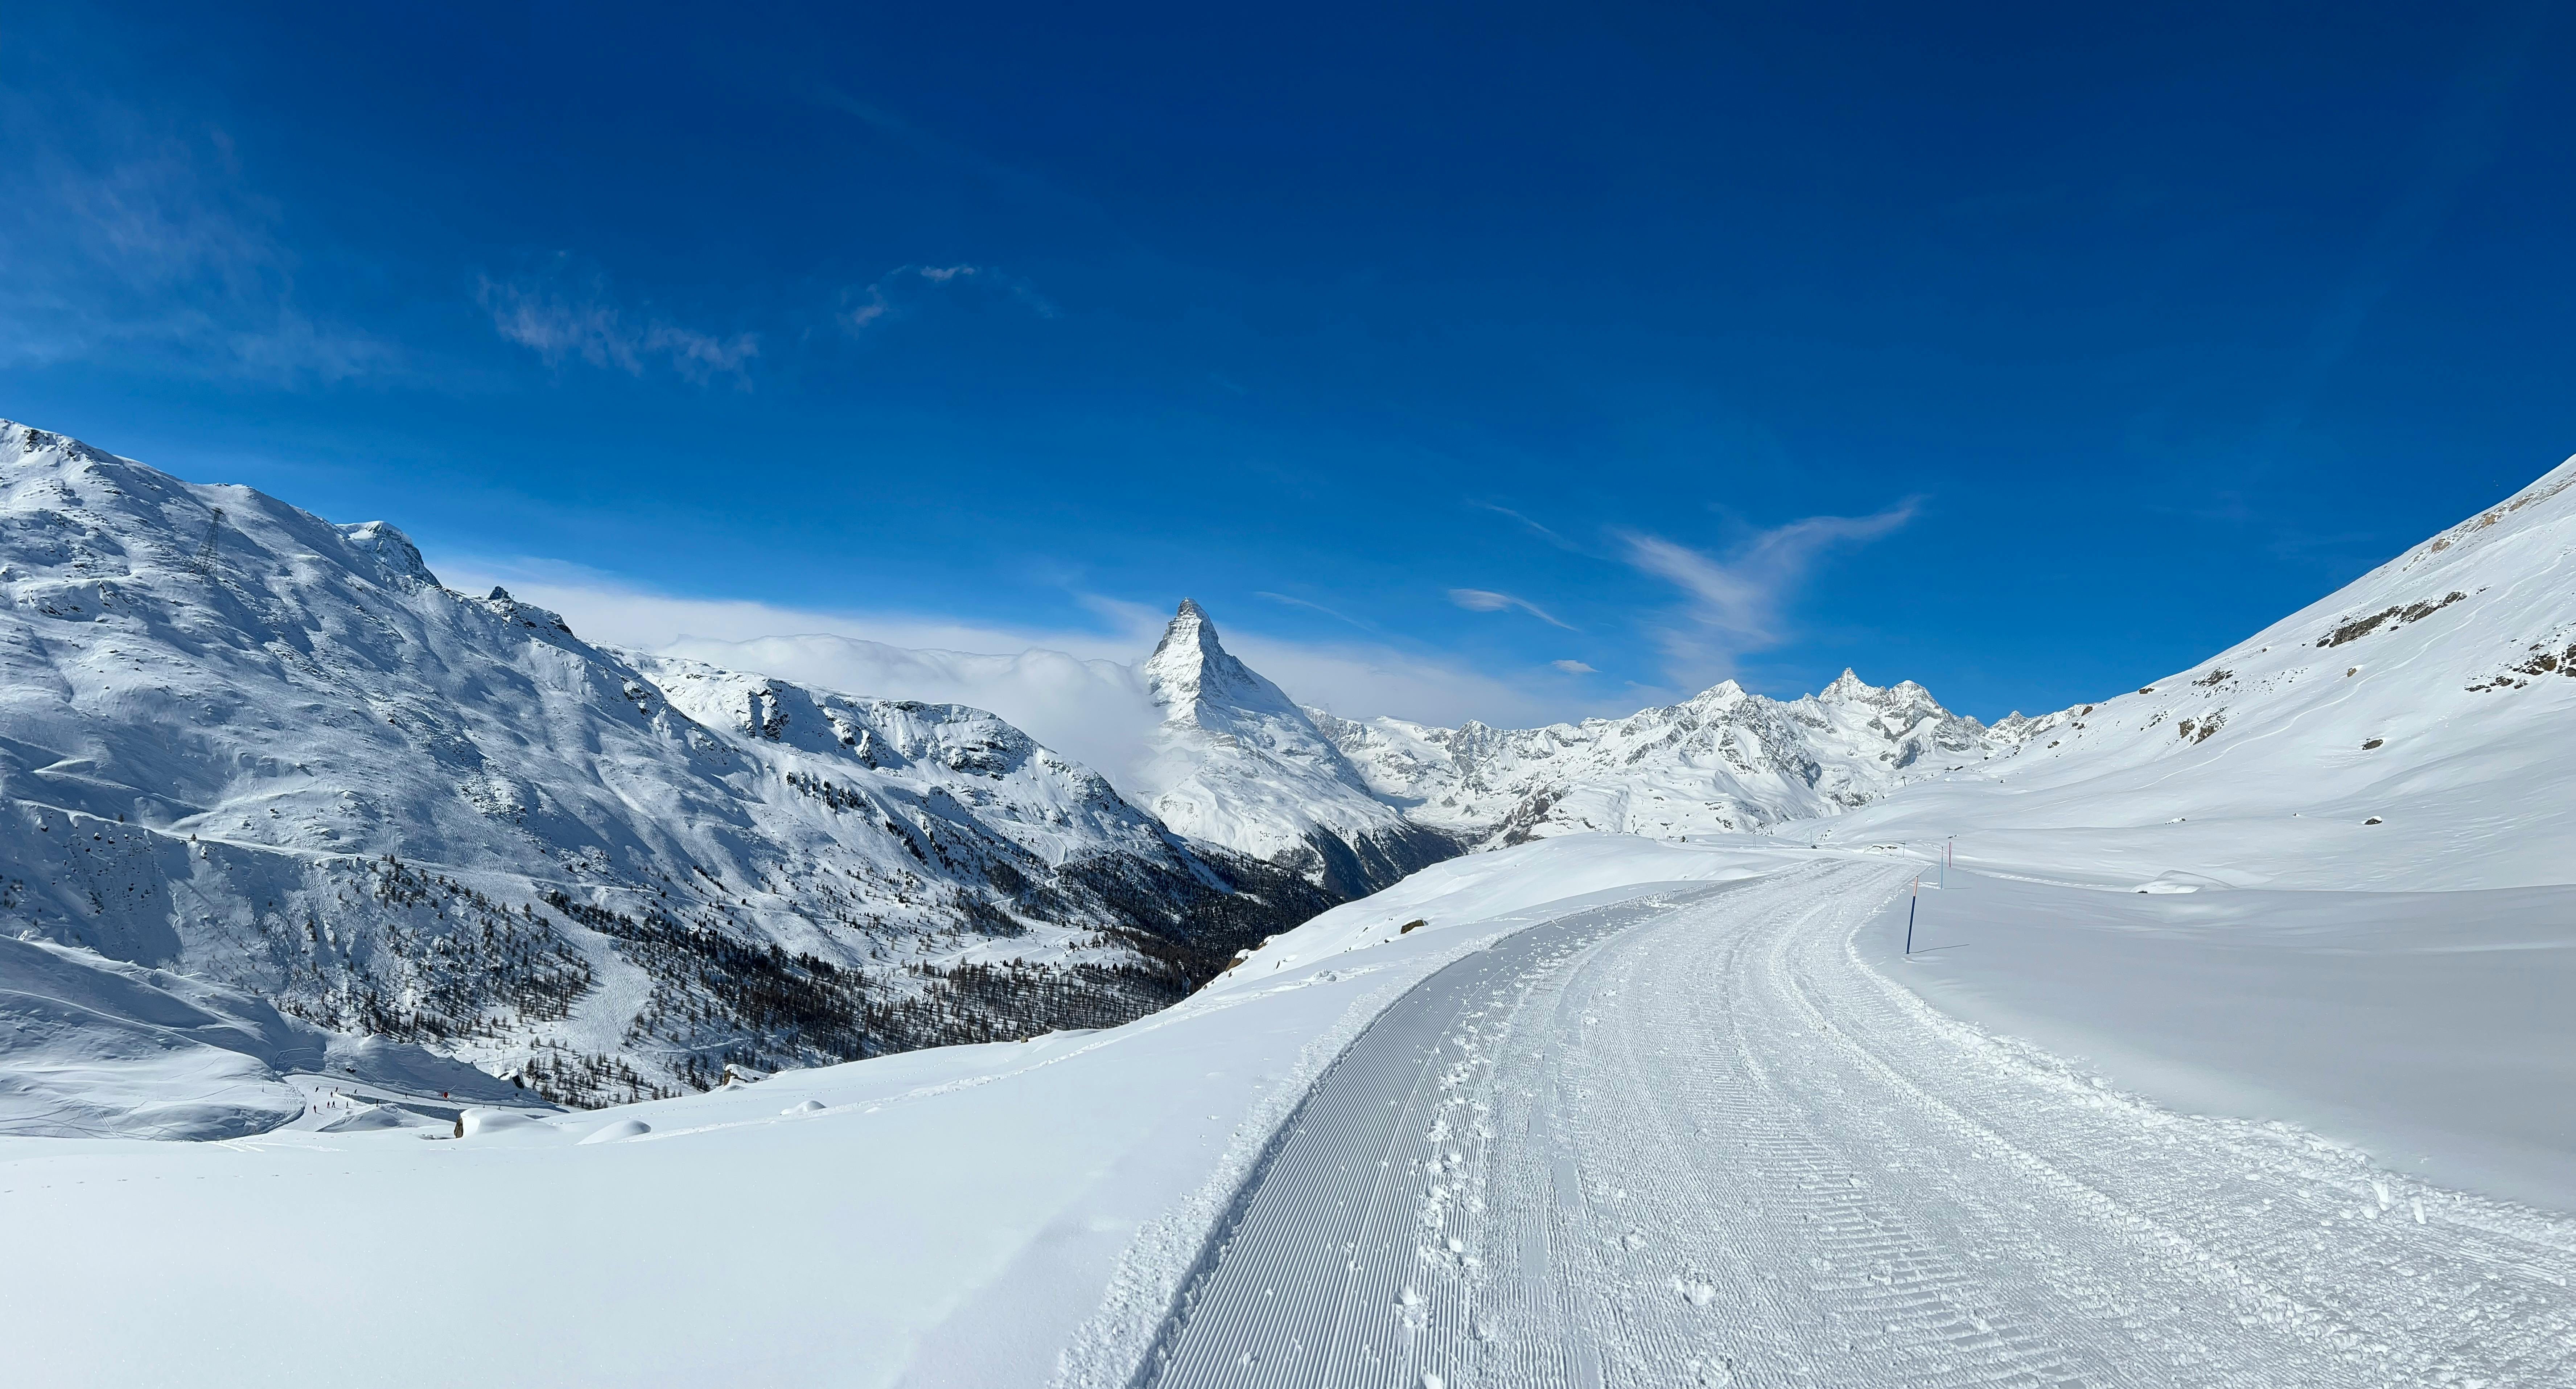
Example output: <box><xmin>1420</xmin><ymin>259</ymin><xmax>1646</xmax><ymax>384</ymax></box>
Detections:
<box><xmin>1882</xmin><ymin>871</ymin><xmax>2576</xmax><ymax>1212</ymax></box>
<box><xmin>1827</xmin><ymin>452</ymin><xmax>2576</xmax><ymax>891</ymax></box>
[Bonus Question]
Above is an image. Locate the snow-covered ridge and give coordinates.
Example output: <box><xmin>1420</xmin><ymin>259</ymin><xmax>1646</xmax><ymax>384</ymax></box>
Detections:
<box><xmin>658</xmin><ymin>603</ymin><xmax>2031</xmax><ymax>884</ymax></box>
<box><xmin>19</xmin><ymin>442</ymin><xmax>2576</xmax><ymax>1385</ymax></box>
<box><xmin>1831</xmin><ymin>451</ymin><xmax>2576</xmax><ymax>889</ymax></box>
<box><xmin>1301</xmin><ymin>453</ymin><xmax>2576</xmax><ymax>872</ymax></box>
<box><xmin>1116</xmin><ymin>597</ymin><xmax>2024</xmax><ymax>874</ymax></box>
<box><xmin>1312</xmin><ymin>665</ymin><xmax>2026</xmax><ymax>844</ymax></box>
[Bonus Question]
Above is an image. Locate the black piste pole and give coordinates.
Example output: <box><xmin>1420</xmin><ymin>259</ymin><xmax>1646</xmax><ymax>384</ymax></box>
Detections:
<box><xmin>1905</xmin><ymin>873</ymin><xmax>1918</xmax><ymax>955</ymax></box>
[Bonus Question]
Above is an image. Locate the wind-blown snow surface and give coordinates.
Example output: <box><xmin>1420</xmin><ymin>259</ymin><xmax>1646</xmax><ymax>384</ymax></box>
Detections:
<box><xmin>0</xmin><ymin>419</ymin><xmax>1303</xmax><ymax>1118</ymax></box>
<box><xmin>1147</xmin><ymin>862</ymin><xmax>2576</xmax><ymax>1389</ymax></box>
<box><xmin>15</xmin><ymin>836</ymin><xmax>2576</xmax><ymax>1387</ymax></box>
<box><xmin>1879</xmin><ymin>871</ymin><xmax>2576</xmax><ymax>1210</ymax></box>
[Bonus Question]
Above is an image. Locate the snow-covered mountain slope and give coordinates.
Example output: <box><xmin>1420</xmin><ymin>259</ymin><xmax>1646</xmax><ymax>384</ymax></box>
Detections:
<box><xmin>657</xmin><ymin>630</ymin><xmax>1158</xmax><ymax>796</ymax></box>
<box><xmin>1314</xmin><ymin>668</ymin><xmax>2026</xmax><ymax>843</ymax></box>
<box><xmin>1129</xmin><ymin>599</ymin><xmax>1461</xmax><ymax>894</ymax></box>
<box><xmin>0</xmin><ymin>420</ymin><xmax>1325</xmax><ymax>1110</ymax></box>
<box><xmin>1831</xmin><ymin>453</ymin><xmax>2576</xmax><ymax>890</ymax></box>
<box><xmin>0</xmin><ymin>932</ymin><xmax>525</xmax><ymax>1139</ymax></box>
<box><xmin>625</xmin><ymin>653</ymin><xmax>1195</xmax><ymax>883</ymax></box>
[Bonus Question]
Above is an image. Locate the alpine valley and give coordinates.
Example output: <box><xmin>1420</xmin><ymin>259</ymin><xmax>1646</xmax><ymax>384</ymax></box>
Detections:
<box><xmin>0</xmin><ymin>419</ymin><xmax>2042</xmax><ymax>1132</ymax></box>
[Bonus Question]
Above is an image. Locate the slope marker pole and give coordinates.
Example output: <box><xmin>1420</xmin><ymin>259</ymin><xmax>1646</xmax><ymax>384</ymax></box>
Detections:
<box><xmin>1905</xmin><ymin>873</ymin><xmax>1919</xmax><ymax>955</ymax></box>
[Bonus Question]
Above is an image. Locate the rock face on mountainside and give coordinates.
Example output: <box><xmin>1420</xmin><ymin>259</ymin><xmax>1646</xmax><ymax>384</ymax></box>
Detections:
<box><xmin>1312</xmin><ymin>668</ymin><xmax>2028</xmax><ymax>843</ymax></box>
<box><xmin>0</xmin><ymin>421</ymin><xmax>1329</xmax><ymax>1112</ymax></box>
<box><xmin>1131</xmin><ymin>599</ymin><xmax>1464</xmax><ymax>895</ymax></box>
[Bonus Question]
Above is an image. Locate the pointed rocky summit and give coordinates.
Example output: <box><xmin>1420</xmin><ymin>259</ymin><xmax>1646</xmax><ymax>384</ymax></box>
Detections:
<box><xmin>1143</xmin><ymin>597</ymin><xmax>1302</xmax><ymax>728</ymax></box>
<box><xmin>1128</xmin><ymin>598</ymin><xmax>1463</xmax><ymax>894</ymax></box>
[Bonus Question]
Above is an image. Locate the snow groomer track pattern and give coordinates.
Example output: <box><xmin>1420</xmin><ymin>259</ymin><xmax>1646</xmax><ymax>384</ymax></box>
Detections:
<box><xmin>1136</xmin><ymin>862</ymin><xmax>2576</xmax><ymax>1388</ymax></box>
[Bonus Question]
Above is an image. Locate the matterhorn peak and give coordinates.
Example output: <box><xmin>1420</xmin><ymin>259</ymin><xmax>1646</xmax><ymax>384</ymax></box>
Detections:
<box><xmin>1126</xmin><ymin>599</ymin><xmax>1443</xmax><ymax>889</ymax></box>
<box><xmin>1143</xmin><ymin>598</ymin><xmax>1298</xmax><ymax>724</ymax></box>
<box><xmin>1150</xmin><ymin>597</ymin><xmax>1221</xmax><ymax>663</ymax></box>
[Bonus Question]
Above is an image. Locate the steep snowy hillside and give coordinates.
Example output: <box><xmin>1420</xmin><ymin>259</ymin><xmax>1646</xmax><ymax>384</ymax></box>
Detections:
<box><xmin>1315</xmin><ymin>668</ymin><xmax>2025</xmax><ymax>843</ymax></box>
<box><xmin>0</xmin><ymin>420</ymin><xmax>1324</xmax><ymax>1113</ymax></box>
<box><xmin>0</xmin><ymin>933</ymin><xmax>526</xmax><ymax>1139</ymax></box>
<box><xmin>1832</xmin><ymin>453</ymin><xmax>2576</xmax><ymax>890</ymax></box>
<box><xmin>657</xmin><ymin>630</ymin><xmax>1156</xmax><ymax>793</ymax></box>
<box><xmin>1130</xmin><ymin>600</ymin><xmax>1460</xmax><ymax>894</ymax></box>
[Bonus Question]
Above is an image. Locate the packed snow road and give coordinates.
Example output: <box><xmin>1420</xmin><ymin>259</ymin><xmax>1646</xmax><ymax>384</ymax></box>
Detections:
<box><xmin>1135</xmin><ymin>860</ymin><xmax>2576</xmax><ymax>1388</ymax></box>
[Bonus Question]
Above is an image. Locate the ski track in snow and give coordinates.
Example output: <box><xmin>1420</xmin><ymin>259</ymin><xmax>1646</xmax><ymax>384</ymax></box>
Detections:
<box><xmin>1134</xmin><ymin>861</ymin><xmax>2576</xmax><ymax>1388</ymax></box>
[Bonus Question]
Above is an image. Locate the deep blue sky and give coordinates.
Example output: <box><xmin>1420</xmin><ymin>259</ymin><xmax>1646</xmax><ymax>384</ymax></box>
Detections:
<box><xmin>4</xmin><ymin>1</ymin><xmax>2572</xmax><ymax>724</ymax></box>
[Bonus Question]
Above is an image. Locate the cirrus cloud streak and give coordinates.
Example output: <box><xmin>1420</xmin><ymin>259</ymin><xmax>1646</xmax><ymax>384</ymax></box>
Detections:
<box><xmin>1447</xmin><ymin>587</ymin><xmax>1575</xmax><ymax>630</ymax></box>
<box><xmin>1618</xmin><ymin>500</ymin><xmax>1919</xmax><ymax>685</ymax></box>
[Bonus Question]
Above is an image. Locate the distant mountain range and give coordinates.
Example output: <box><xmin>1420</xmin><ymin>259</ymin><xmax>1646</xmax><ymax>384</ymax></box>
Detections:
<box><xmin>1119</xmin><ymin>595</ymin><xmax>2041</xmax><ymax>867</ymax></box>
<box><xmin>55</xmin><ymin>412</ymin><xmax>2518</xmax><ymax>1133</ymax></box>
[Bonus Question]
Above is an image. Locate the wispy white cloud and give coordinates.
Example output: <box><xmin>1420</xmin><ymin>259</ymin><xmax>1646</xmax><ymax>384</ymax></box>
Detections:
<box><xmin>432</xmin><ymin>554</ymin><xmax>1145</xmax><ymax>660</ymax></box>
<box><xmin>1619</xmin><ymin>501</ymin><xmax>1918</xmax><ymax>686</ymax></box>
<box><xmin>1447</xmin><ymin>587</ymin><xmax>1576</xmax><ymax>630</ymax></box>
<box><xmin>841</xmin><ymin>263</ymin><xmax>1058</xmax><ymax>335</ymax></box>
<box><xmin>1221</xmin><ymin>634</ymin><xmax>1571</xmax><ymax>730</ymax></box>
<box><xmin>477</xmin><ymin>261</ymin><xmax>756</xmax><ymax>385</ymax></box>
<box><xmin>1551</xmin><ymin>659</ymin><xmax>1596</xmax><ymax>675</ymax></box>
<box><xmin>1468</xmin><ymin>500</ymin><xmax>1587</xmax><ymax>554</ymax></box>
<box><xmin>1255</xmin><ymin>590</ymin><xmax>1377</xmax><ymax>631</ymax></box>
<box><xmin>0</xmin><ymin>96</ymin><xmax>395</xmax><ymax>380</ymax></box>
